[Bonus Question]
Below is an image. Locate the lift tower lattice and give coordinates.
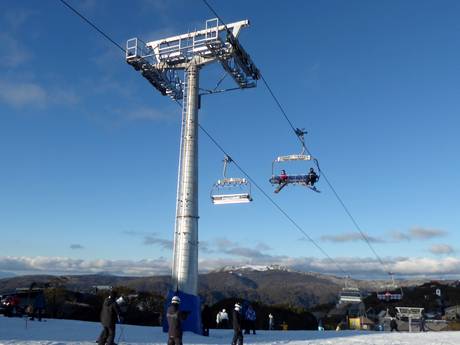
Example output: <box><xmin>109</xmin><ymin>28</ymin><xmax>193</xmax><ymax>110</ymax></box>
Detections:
<box><xmin>126</xmin><ymin>18</ymin><xmax>259</xmax><ymax>333</ymax></box>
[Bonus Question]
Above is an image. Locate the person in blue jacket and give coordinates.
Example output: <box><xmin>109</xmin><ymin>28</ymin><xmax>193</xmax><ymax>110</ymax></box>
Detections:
<box><xmin>244</xmin><ymin>304</ymin><xmax>256</xmax><ymax>335</ymax></box>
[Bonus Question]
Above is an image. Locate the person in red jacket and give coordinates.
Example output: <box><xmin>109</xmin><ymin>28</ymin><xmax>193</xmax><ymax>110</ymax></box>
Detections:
<box><xmin>275</xmin><ymin>170</ymin><xmax>289</xmax><ymax>193</ymax></box>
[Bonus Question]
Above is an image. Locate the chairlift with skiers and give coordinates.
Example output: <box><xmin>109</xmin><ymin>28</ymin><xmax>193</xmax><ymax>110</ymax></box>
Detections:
<box><xmin>377</xmin><ymin>272</ymin><xmax>404</xmax><ymax>301</ymax></box>
<box><xmin>269</xmin><ymin>128</ymin><xmax>320</xmax><ymax>193</ymax></box>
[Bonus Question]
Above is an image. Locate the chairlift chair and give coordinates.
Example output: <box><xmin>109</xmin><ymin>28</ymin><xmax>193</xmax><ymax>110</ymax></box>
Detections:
<box><xmin>377</xmin><ymin>272</ymin><xmax>404</xmax><ymax>301</ymax></box>
<box><xmin>269</xmin><ymin>129</ymin><xmax>320</xmax><ymax>193</ymax></box>
<box><xmin>211</xmin><ymin>156</ymin><xmax>253</xmax><ymax>205</ymax></box>
<box><xmin>338</xmin><ymin>276</ymin><xmax>363</xmax><ymax>304</ymax></box>
<box><xmin>339</xmin><ymin>287</ymin><xmax>363</xmax><ymax>304</ymax></box>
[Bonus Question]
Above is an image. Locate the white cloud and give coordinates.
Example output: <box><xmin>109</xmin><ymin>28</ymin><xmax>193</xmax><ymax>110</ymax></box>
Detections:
<box><xmin>143</xmin><ymin>235</ymin><xmax>173</xmax><ymax>249</ymax></box>
<box><xmin>0</xmin><ymin>9</ymin><xmax>36</xmax><ymax>68</ymax></box>
<box><xmin>0</xmin><ymin>256</ymin><xmax>170</xmax><ymax>276</ymax></box>
<box><xmin>123</xmin><ymin>231</ymin><xmax>173</xmax><ymax>250</ymax></box>
<box><xmin>52</xmin><ymin>88</ymin><xmax>79</xmax><ymax>106</ymax></box>
<box><xmin>0</xmin><ymin>80</ymin><xmax>47</xmax><ymax>108</ymax></box>
<box><xmin>0</xmin><ymin>33</ymin><xmax>31</xmax><ymax>68</ymax></box>
<box><xmin>255</xmin><ymin>242</ymin><xmax>272</xmax><ymax>251</ymax></box>
<box><xmin>1</xmin><ymin>255</ymin><xmax>460</xmax><ymax>278</ymax></box>
<box><xmin>390</xmin><ymin>227</ymin><xmax>447</xmax><ymax>242</ymax></box>
<box><xmin>391</xmin><ymin>257</ymin><xmax>460</xmax><ymax>276</ymax></box>
<box><xmin>429</xmin><ymin>244</ymin><xmax>454</xmax><ymax>255</ymax></box>
<box><xmin>125</xmin><ymin>107</ymin><xmax>175</xmax><ymax>121</ymax></box>
<box><xmin>3</xmin><ymin>8</ymin><xmax>35</xmax><ymax>31</ymax></box>
<box><xmin>410</xmin><ymin>227</ymin><xmax>447</xmax><ymax>240</ymax></box>
<box><xmin>0</xmin><ymin>79</ymin><xmax>79</xmax><ymax>109</ymax></box>
<box><xmin>321</xmin><ymin>232</ymin><xmax>384</xmax><ymax>243</ymax></box>
<box><xmin>389</xmin><ymin>230</ymin><xmax>411</xmax><ymax>241</ymax></box>
<box><xmin>70</xmin><ymin>244</ymin><xmax>84</xmax><ymax>250</ymax></box>
<box><xmin>78</xmin><ymin>0</ymin><xmax>99</xmax><ymax>12</ymax></box>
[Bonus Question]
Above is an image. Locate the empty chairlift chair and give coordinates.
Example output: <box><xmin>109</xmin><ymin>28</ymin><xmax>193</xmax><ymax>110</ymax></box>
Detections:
<box><xmin>339</xmin><ymin>287</ymin><xmax>363</xmax><ymax>304</ymax></box>
<box><xmin>211</xmin><ymin>156</ymin><xmax>253</xmax><ymax>205</ymax></box>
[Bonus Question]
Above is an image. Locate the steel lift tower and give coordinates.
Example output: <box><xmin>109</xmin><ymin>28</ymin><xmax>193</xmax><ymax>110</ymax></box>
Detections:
<box><xmin>126</xmin><ymin>18</ymin><xmax>259</xmax><ymax>333</ymax></box>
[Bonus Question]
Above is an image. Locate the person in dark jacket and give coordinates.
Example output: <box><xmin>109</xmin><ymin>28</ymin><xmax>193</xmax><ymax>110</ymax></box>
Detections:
<box><xmin>167</xmin><ymin>296</ymin><xmax>187</xmax><ymax>345</ymax></box>
<box><xmin>306</xmin><ymin>168</ymin><xmax>319</xmax><ymax>186</ymax></box>
<box><xmin>420</xmin><ymin>315</ymin><xmax>426</xmax><ymax>332</ymax></box>
<box><xmin>97</xmin><ymin>291</ymin><xmax>120</xmax><ymax>345</ymax></box>
<box><xmin>232</xmin><ymin>303</ymin><xmax>243</xmax><ymax>345</ymax></box>
<box><xmin>390</xmin><ymin>318</ymin><xmax>398</xmax><ymax>332</ymax></box>
<box><xmin>31</xmin><ymin>291</ymin><xmax>46</xmax><ymax>321</ymax></box>
<box><xmin>201</xmin><ymin>304</ymin><xmax>212</xmax><ymax>336</ymax></box>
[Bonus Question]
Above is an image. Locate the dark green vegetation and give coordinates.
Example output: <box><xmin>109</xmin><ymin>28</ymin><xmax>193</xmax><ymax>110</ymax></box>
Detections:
<box><xmin>364</xmin><ymin>281</ymin><xmax>460</xmax><ymax>317</ymax></box>
<box><xmin>1</xmin><ymin>269</ymin><xmax>460</xmax><ymax>330</ymax></box>
<box><xmin>0</xmin><ymin>269</ymin><xmax>342</xmax><ymax>308</ymax></box>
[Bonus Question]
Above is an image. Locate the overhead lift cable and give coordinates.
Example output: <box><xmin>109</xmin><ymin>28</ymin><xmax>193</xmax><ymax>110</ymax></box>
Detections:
<box><xmin>59</xmin><ymin>0</ymin><xmax>126</xmax><ymax>53</ymax></box>
<box><xmin>198</xmin><ymin>125</ymin><xmax>348</xmax><ymax>276</ymax></box>
<box><xmin>57</xmin><ymin>0</ymin><xmax>350</xmax><ymax>277</ymax></box>
<box><xmin>202</xmin><ymin>0</ymin><xmax>391</xmax><ymax>274</ymax></box>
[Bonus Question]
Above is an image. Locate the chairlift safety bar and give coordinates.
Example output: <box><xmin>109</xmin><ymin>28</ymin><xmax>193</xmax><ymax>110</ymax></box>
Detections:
<box><xmin>275</xmin><ymin>154</ymin><xmax>312</xmax><ymax>162</ymax></box>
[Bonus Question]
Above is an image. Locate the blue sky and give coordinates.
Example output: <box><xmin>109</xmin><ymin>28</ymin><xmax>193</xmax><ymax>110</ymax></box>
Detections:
<box><xmin>0</xmin><ymin>0</ymin><xmax>459</xmax><ymax>278</ymax></box>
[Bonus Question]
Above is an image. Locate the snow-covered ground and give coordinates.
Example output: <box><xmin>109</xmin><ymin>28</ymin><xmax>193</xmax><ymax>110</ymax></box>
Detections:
<box><xmin>1</xmin><ymin>316</ymin><xmax>460</xmax><ymax>345</ymax></box>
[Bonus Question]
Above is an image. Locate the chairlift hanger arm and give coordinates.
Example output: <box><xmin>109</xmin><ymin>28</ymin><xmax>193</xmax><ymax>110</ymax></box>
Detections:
<box><xmin>199</xmin><ymin>87</ymin><xmax>241</xmax><ymax>96</ymax></box>
<box><xmin>222</xmin><ymin>155</ymin><xmax>231</xmax><ymax>178</ymax></box>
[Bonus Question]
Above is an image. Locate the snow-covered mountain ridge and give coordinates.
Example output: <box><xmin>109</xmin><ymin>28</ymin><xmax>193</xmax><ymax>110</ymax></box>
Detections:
<box><xmin>213</xmin><ymin>264</ymin><xmax>293</xmax><ymax>273</ymax></box>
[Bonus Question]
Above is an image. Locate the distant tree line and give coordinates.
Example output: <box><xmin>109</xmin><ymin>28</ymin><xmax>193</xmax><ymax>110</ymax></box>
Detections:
<box><xmin>37</xmin><ymin>286</ymin><xmax>319</xmax><ymax>329</ymax></box>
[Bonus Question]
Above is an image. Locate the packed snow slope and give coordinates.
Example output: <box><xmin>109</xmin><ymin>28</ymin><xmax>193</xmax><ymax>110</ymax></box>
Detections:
<box><xmin>1</xmin><ymin>316</ymin><xmax>459</xmax><ymax>345</ymax></box>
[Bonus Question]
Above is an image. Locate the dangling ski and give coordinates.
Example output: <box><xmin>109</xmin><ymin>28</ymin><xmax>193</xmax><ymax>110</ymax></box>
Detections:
<box><xmin>307</xmin><ymin>185</ymin><xmax>321</xmax><ymax>193</ymax></box>
<box><xmin>274</xmin><ymin>182</ymin><xmax>288</xmax><ymax>193</ymax></box>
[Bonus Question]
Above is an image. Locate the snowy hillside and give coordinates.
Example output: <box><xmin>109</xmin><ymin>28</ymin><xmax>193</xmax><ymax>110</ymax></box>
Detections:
<box><xmin>1</xmin><ymin>316</ymin><xmax>460</xmax><ymax>345</ymax></box>
<box><xmin>214</xmin><ymin>265</ymin><xmax>292</xmax><ymax>273</ymax></box>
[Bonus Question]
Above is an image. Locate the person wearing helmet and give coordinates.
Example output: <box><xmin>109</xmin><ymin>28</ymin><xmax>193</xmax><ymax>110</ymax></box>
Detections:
<box><xmin>219</xmin><ymin>308</ymin><xmax>229</xmax><ymax>328</ymax></box>
<box><xmin>275</xmin><ymin>170</ymin><xmax>289</xmax><ymax>193</ymax></box>
<box><xmin>97</xmin><ymin>290</ymin><xmax>120</xmax><ymax>345</ymax></box>
<box><xmin>280</xmin><ymin>170</ymin><xmax>288</xmax><ymax>182</ymax></box>
<box><xmin>306</xmin><ymin>167</ymin><xmax>318</xmax><ymax>187</ymax></box>
<box><xmin>167</xmin><ymin>296</ymin><xmax>187</xmax><ymax>345</ymax></box>
<box><xmin>232</xmin><ymin>303</ymin><xmax>243</xmax><ymax>345</ymax></box>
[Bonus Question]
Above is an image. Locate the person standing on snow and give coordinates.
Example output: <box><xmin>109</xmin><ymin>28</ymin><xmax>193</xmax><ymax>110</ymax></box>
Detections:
<box><xmin>220</xmin><ymin>308</ymin><xmax>229</xmax><ymax>329</ymax></box>
<box><xmin>317</xmin><ymin>319</ymin><xmax>324</xmax><ymax>331</ymax></box>
<box><xmin>201</xmin><ymin>304</ymin><xmax>212</xmax><ymax>336</ymax></box>
<box><xmin>167</xmin><ymin>296</ymin><xmax>188</xmax><ymax>345</ymax></box>
<box><xmin>244</xmin><ymin>304</ymin><xmax>256</xmax><ymax>334</ymax></box>
<box><xmin>232</xmin><ymin>303</ymin><xmax>243</xmax><ymax>345</ymax></box>
<box><xmin>390</xmin><ymin>318</ymin><xmax>398</xmax><ymax>332</ymax></box>
<box><xmin>216</xmin><ymin>311</ymin><xmax>222</xmax><ymax>328</ymax></box>
<box><xmin>268</xmin><ymin>313</ymin><xmax>274</xmax><ymax>330</ymax></box>
<box><xmin>31</xmin><ymin>291</ymin><xmax>46</xmax><ymax>321</ymax></box>
<box><xmin>420</xmin><ymin>315</ymin><xmax>426</xmax><ymax>332</ymax></box>
<box><xmin>97</xmin><ymin>290</ymin><xmax>120</xmax><ymax>345</ymax></box>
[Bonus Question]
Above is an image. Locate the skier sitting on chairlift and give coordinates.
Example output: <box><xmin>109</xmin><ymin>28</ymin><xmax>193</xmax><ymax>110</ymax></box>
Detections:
<box><xmin>280</xmin><ymin>170</ymin><xmax>288</xmax><ymax>183</ymax></box>
<box><xmin>306</xmin><ymin>168</ymin><xmax>318</xmax><ymax>187</ymax></box>
<box><xmin>274</xmin><ymin>170</ymin><xmax>289</xmax><ymax>194</ymax></box>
